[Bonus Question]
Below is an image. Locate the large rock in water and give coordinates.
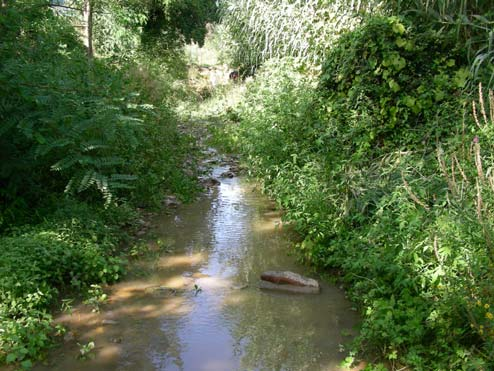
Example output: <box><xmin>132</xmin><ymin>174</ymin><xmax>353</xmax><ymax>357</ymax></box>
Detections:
<box><xmin>259</xmin><ymin>271</ymin><xmax>320</xmax><ymax>294</ymax></box>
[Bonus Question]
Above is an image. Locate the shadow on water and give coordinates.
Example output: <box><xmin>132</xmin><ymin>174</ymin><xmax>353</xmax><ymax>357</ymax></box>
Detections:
<box><xmin>28</xmin><ymin>165</ymin><xmax>360</xmax><ymax>371</ymax></box>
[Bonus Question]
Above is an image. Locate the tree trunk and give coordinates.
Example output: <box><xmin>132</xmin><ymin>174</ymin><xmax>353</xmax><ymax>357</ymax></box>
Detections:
<box><xmin>82</xmin><ymin>0</ymin><xmax>93</xmax><ymax>59</ymax></box>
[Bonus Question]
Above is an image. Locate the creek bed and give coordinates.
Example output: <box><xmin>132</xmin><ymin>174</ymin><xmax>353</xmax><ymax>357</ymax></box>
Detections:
<box><xmin>32</xmin><ymin>164</ymin><xmax>359</xmax><ymax>371</ymax></box>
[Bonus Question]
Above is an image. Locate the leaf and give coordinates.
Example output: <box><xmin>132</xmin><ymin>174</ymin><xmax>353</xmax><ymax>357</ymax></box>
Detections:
<box><xmin>392</xmin><ymin>22</ymin><xmax>405</xmax><ymax>35</ymax></box>
<box><xmin>34</xmin><ymin>132</ymin><xmax>46</xmax><ymax>144</ymax></box>
<box><xmin>388</xmin><ymin>79</ymin><xmax>401</xmax><ymax>92</ymax></box>
<box><xmin>395</xmin><ymin>37</ymin><xmax>406</xmax><ymax>48</ymax></box>
<box><xmin>453</xmin><ymin>68</ymin><xmax>470</xmax><ymax>88</ymax></box>
<box><xmin>21</xmin><ymin>359</ymin><xmax>33</xmax><ymax>370</ymax></box>
<box><xmin>6</xmin><ymin>353</ymin><xmax>17</xmax><ymax>363</ymax></box>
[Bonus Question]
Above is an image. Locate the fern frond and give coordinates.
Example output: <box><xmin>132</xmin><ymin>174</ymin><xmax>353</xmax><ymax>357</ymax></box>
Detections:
<box><xmin>51</xmin><ymin>155</ymin><xmax>79</xmax><ymax>171</ymax></box>
<box><xmin>77</xmin><ymin>170</ymin><xmax>97</xmax><ymax>193</ymax></box>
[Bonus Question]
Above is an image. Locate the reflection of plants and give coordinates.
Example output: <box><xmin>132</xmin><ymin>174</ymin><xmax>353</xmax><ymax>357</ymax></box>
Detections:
<box><xmin>129</xmin><ymin>239</ymin><xmax>174</xmax><ymax>259</ymax></box>
<box><xmin>83</xmin><ymin>285</ymin><xmax>108</xmax><ymax>313</ymax></box>
<box><xmin>77</xmin><ymin>341</ymin><xmax>95</xmax><ymax>360</ymax></box>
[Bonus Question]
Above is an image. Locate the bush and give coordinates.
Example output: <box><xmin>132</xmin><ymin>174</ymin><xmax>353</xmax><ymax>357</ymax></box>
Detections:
<box><xmin>319</xmin><ymin>16</ymin><xmax>468</xmax><ymax>160</ymax></box>
<box><xmin>234</xmin><ymin>17</ymin><xmax>494</xmax><ymax>370</ymax></box>
<box><xmin>0</xmin><ymin>200</ymin><xmax>134</xmax><ymax>367</ymax></box>
<box><xmin>0</xmin><ymin>1</ymin><xmax>198</xmax><ymax>228</ymax></box>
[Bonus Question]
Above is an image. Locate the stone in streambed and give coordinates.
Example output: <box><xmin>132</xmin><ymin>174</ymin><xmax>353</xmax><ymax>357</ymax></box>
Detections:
<box><xmin>163</xmin><ymin>195</ymin><xmax>181</xmax><ymax>208</ymax></box>
<box><xmin>220</xmin><ymin>171</ymin><xmax>235</xmax><ymax>178</ymax></box>
<box><xmin>102</xmin><ymin>319</ymin><xmax>119</xmax><ymax>325</ymax></box>
<box><xmin>231</xmin><ymin>283</ymin><xmax>249</xmax><ymax>290</ymax></box>
<box><xmin>144</xmin><ymin>286</ymin><xmax>183</xmax><ymax>297</ymax></box>
<box><xmin>201</xmin><ymin>177</ymin><xmax>220</xmax><ymax>188</ymax></box>
<box><xmin>64</xmin><ymin>331</ymin><xmax>76</xmax><ymax>342</ymax></box>
<box><xmin>259</xmin><ymin>271</ymin><xmax>320</xmax><ymax>294</ymax></box>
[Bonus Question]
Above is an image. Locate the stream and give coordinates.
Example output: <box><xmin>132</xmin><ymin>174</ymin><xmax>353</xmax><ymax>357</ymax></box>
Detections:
<box><xmin>33</xmin><ymin>156</ymin><xmax>360</xmax><ymax>371</ymax></box>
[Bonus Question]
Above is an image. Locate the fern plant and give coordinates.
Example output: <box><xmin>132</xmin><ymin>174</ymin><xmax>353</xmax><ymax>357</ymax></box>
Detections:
<box><xmin>0</xmin><ymin>0</ymin><xmax>195</xmax><ymax>226</ymax></box>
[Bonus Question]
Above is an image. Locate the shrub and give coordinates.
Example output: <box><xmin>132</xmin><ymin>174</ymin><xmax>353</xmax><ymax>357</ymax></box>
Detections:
<box><xmin>233</xmin><ymin>16</ymin><xmax>493</xmax><ymax>369</ymax></box>
<box><xmin>0</xmin><ymin>1</ymin><xmax>198</xmax><ymax>228</ymax></box>
<box><xmin>0</xmin><ymin>200</ymin><xmax>133</xmax><ymax>367</ymax></box>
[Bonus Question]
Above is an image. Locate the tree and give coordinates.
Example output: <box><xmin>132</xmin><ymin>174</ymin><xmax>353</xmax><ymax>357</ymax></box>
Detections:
<box><xmin>82</xmin><ymin>0</ymin><xmax>93</xmax><ymax>58</ymax></box>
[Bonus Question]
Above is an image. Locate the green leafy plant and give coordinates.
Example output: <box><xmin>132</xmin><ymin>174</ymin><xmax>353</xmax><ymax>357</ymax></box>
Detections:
<box><xmin>83</xmin><ymin>284</ymin><xmax>108</xmax><ymax>313</ymax></box>
<box><xmin>228</xmin><ymin>16</ymin><xmax>494</xmax><ymax>369</ymax></box>
<box><xmin>0</xmin><ymin>199</ymin><xmax>132</xmax><ymax>367</ymax></box>
<box><xmin>77</xmin><ymin>341</ymin><xmax>96</xmax><ymax>360</ymax></box>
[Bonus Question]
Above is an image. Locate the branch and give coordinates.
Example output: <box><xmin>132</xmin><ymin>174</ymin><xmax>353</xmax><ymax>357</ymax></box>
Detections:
<box><xmin>49</xmin><ymin>4</ymin><xmax>82</xmax><ymax>12</ymax></box>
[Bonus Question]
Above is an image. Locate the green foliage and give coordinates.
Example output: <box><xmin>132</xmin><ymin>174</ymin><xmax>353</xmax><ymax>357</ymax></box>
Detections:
<box><xmin>392</xmin><ymin>0</ymin><xmax>494</xmax><ymax>88</ymax></box>
<box><xmin>0</xmin><ymin>199</ymin><xmax>133</xmax><ymax>367</ymax></box>
<box><xmin>92</xmin><ymin>1</ymin><xmax>148</xmax><ymax>61</ymax></box>
<box><xmin>83</xmin><ymin>284</ymin><xmax>108</xmax><ymax>313</ymax></box>
<box><xmin>219</xmin><ymin>0</ymin><xmax>373</xmax><ymax>72</ymax></box>
<box><xmin>77</xmin><ymin>341</ymin><xmax>96</xmax><ymax>360</ymax></box>
<box><xmin>220</xmin><ymin>0</ymin><xmax>493</xmax><ymax>90</ymax></box>
<box><xmin>319</xmin><ymin>16</ymin><xmax>467</xmax><ymax>160</ymax></box>
<box><xmin>232</xmin><ymin>17</ymin><xmax>494</xmax><ymax>370</ymax></box>
<box><xmin>143</xmin><ymin>0</ymin><xmax>218</xmax><ymax>48</ymax></box>
<box><xmin>0</xmin><ymin>1</ymin><xmax>201</xmax><ymax>367</ymax></box>
<box><xmin>0</xmin><ymin>1</ymin><xmax>198</xmax><ymax>228</ymax></box>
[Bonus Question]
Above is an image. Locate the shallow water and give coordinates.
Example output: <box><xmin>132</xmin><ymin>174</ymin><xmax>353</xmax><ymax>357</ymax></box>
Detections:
<box><xmin>32</xmin><ymin>165</ymin><xmax>359</xmax><ymax>371</ymax></box>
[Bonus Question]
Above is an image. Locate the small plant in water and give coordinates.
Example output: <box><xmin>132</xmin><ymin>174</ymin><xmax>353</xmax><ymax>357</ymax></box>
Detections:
<box><xmin>83</xmin><ymin>284</ymin><xmax>108</xmax><ymax>313</ymax></box>
<box><xmin>156</xmin><ymin>238</ymin><xmax>173</xmax><ymax>253</ymax></box>
<box><xmin>61</xmin><ymin>298</ymin><xmax>74</xmax><ymax>314</ymax></box>
<box><xmin>77</xmin><ymin>341</ymin><xmax>95</xmax><ymax>360</ymax></box>
<box><xmin>193</xmin><ymin>284</ymin><xmax>202</xmax><ymax>296</ymax></box>
<box><xmin>129</xmin><ymin>242</ymin><xmax>150</xmax><ymax>258</ymax></box>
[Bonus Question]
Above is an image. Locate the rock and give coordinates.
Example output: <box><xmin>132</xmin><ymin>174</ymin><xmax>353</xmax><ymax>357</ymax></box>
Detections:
<box><xmin>144</xmin><ymin>286</ymin><xmax>182</xmax><ymax>297</ymax></box>
<box><xmin>260</xmin><ymin>271</ymin><xmax>319</xmax><ymax>287</ymax></box>
<box><xmin>229</xmin><ymin>165</ymin><xmax>241</xmax><ymax>174</ymax></box>
<box><xmin>203</xmin><ymin>158</ymin><xmax>220</xmax><ymax>165</ymax></box>
<box><xmin>104</xmin><ymin>311</ymin><xmax>116</xmax><ymax>319</ymax></box>
<box><xmin>259</xmin><ymin>271</ymin><xmax>320</xmax><ymax>294</ymax></box>
<box><xmin>201</xmin><ymin>177</ymin><xmax>221</xmax><ymax>188</ymax></box>
<box><xmin>220</xmin><ymin>171</ymin><xmax>235</xmax><ymax>178</ymax></box>
<box><xmin>231</xmin><ymin>283</ymin><xmax>249</xmax><ymax>290</ymax></box>
<box><xmin>259</xmin><ymin>280</ymin><xmax>320</xmax><ymax>294</ymax></box>
<box><xmin>102</xmin><ymin>319</ymin><xmax>119</xmax><ymax>325</ymax></box>
<box><xmin>164</xmin><ymin>195</ymin><xmax>180</xmax><ymax>208</ymax></box>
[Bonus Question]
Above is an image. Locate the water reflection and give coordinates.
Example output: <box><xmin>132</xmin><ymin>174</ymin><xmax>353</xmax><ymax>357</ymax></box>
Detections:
<box><xmin>27</xmin><ymin>165</ymin><xmax>359</xmax><ymax>371</ymax></box>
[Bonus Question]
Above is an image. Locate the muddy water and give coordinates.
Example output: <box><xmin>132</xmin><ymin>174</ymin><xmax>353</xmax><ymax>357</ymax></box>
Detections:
<box><xmin>33</xmin><ymin>165</ymin><xmax>359</xmax><ymax>371</ymax></box>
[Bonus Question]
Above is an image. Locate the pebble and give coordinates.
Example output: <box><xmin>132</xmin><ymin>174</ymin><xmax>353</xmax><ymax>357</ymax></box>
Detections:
<box><xmin>102</xmin><ymin>319</ymin><xmax>119</xmax><ymax>325</ymax></box>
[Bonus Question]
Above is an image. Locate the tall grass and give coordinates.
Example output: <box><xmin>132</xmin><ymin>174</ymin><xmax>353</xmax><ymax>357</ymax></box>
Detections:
<box><xmin>220</xmin><ymin>0</ymin><xmax>493</xmax><ymax>88</ymax></box>
<box><xmin>398</xmin><ymin>0</ymin><xmax>494</xmax><ymax>87</ymax></box>
<box><xmin>219</xmin><ymin>0</ymin><xmax>382</xmax><ymax>71</ymax></box>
